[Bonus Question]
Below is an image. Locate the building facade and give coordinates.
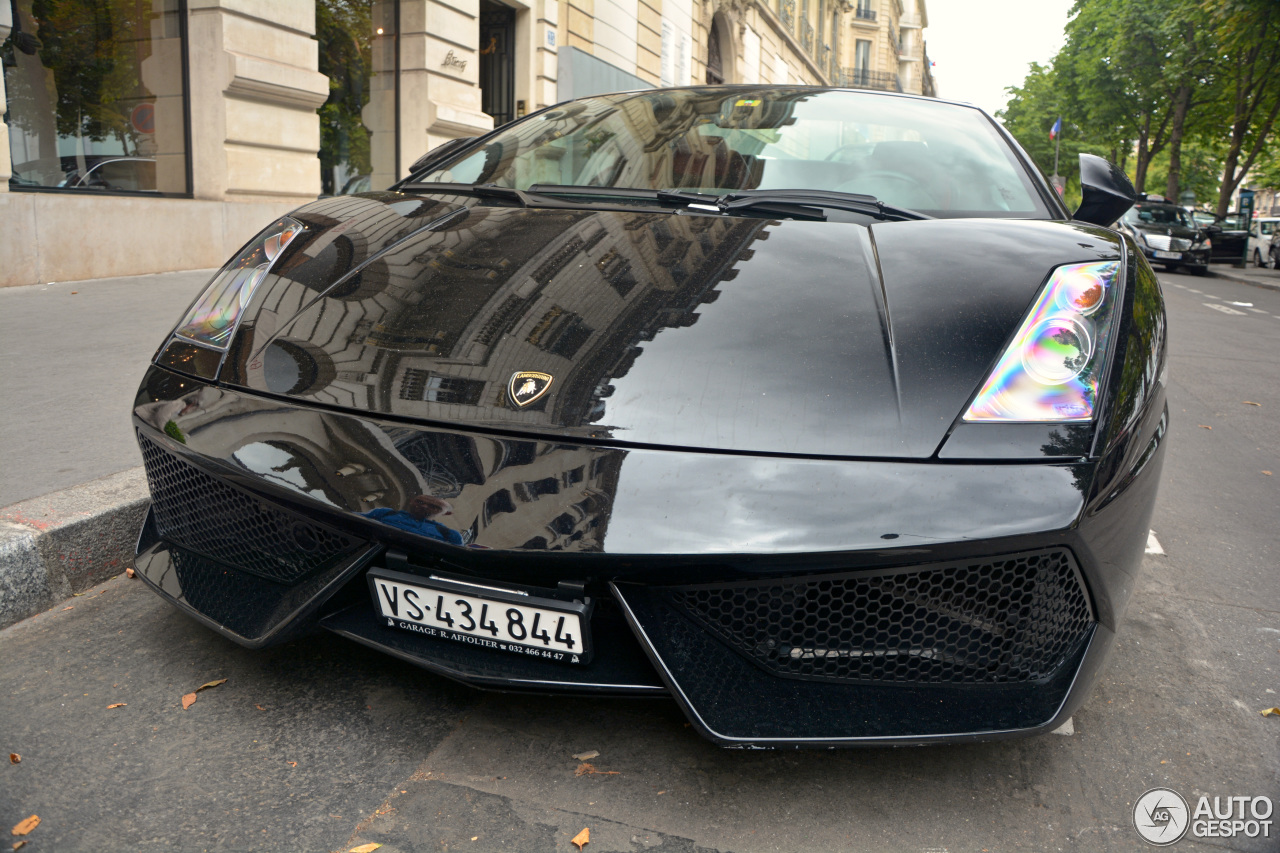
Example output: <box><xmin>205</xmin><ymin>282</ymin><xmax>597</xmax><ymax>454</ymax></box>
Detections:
<box><xmin>840</xmin><ymin>0</ymin><xmax>933</xmax><ymax>97</ymax></box>
<box><xmin>0</xmin><ymin>0</ymin><xmax>930</xmax><ymax>287</ymax></box>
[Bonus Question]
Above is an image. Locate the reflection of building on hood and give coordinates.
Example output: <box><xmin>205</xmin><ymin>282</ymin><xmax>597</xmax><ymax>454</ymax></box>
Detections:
<box><xmin>364</xmin><ymin>495</ymin><xmax>464</xmax><ymax>545</ymax></box>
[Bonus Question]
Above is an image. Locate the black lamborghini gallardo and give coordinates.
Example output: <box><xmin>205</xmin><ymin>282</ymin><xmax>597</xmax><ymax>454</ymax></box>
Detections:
<box><xmin>132</xmin><ymin>86</ymin><xmax>1166</xmax><ymax>747</ymax></box>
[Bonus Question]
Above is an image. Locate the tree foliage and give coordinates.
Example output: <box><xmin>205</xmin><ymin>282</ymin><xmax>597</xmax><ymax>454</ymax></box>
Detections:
<box><xmin>1000</xmin><ymin>0</ymin><xmax>1280</xmax><ymax>214</ymax></box>
<box><xmin>317</xmin><ymin>0</ymin><xmax>374</xmax><ymax>195</ymax></box>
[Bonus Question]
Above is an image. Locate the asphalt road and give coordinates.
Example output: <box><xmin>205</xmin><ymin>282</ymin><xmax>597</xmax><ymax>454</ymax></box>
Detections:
<box><xmin>1</xmin><ymin>269</ymin><xmax>1278</xmax><ymax>852</ymax></box>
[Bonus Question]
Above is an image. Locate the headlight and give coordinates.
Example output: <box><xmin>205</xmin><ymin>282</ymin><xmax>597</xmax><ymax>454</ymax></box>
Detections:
<box><xmin>172</xmin><ymin>217</ymin><xmax>304</xmax><ymax>349</ymax></box>
<box><xmin>963</xmin><ymin>261</ymin><xmax>1120</xmax><ymax>422</ymax></box>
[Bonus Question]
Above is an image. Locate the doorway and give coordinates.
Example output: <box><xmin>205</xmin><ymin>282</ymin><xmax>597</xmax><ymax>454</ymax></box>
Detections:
<box><xmin>479</xmin><ymin>1</ymin><xmax>516</xmax><ymax>127</ymax></box>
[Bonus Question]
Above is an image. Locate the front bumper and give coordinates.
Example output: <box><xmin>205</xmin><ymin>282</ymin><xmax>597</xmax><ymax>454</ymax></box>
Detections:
<box><xmin>131</xmin><ymin>366</ymin><xmax>1164</xmax><ymax>746</ymax></box>
<box><xmin>1139</xmin><ymin>245</ymin><xmax>1209</xmax><ymax>267</ymax></box>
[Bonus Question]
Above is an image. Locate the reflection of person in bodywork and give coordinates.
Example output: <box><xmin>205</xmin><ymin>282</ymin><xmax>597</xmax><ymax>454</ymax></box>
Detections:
<box><xmin>364</xmin><ymin>495</ymin><xmax>464</xmax><ymax>545</ymax></box>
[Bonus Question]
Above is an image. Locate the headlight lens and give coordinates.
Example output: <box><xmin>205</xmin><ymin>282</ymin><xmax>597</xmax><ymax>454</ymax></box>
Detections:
<box><xmin>964</xmin><ymin>260</ymin><xmax>1121</xmax><ymax>422</ymax></box>
<box><xmin>173</xmin><ymin>217</ymin><xmax>304</xmax><ymax>349</ymax></box>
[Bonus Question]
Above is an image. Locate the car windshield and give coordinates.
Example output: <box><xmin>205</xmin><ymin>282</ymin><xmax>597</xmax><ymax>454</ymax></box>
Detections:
<box><xmin>1125</xmin><ymin>205</ymin><xmax>1192</xmax><ymax>227</ymax></box>
<box><xmin>416</xmin><ymin>88</ymin><xmax>1050</xmax><ymax>219</ymax></box>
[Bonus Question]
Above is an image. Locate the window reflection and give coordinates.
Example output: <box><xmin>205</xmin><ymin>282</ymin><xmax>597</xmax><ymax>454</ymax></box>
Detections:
<box><xmin>3</xmin><ymin>0</ymin><xmax>188</xmax><ymax>193</ymax></box>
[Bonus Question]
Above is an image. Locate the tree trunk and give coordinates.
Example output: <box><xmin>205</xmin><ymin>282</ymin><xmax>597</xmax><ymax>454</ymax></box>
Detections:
<box><xmin>1165</xmin><ymin>84</ymin><xmax>1192</xmax><ymax>201</ymax></box>
<box><xmin>1134</xmin><ymin>115</ymin><xmax>1152</xmax><ymax>194</ymax></box>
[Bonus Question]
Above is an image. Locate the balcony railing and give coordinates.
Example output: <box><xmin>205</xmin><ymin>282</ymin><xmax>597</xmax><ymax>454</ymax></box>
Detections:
<box><xmin>854</xmin><ymin>6</ymin><xmax>877</xmax><ymax>21</ymax></box>
<box><xmin>840</xmin><ymin>68</ymin><xmax>902</xmax><ymax>92</ymax></box>
<box><xmin>801</xmin><ymin>19</ymin><xmax>815</xmax><ymax>53</ymax></box>
<box><xmin>779</xmin><ymin>0</ymin><xmax>796</xmax><ymax>30</ymax></box>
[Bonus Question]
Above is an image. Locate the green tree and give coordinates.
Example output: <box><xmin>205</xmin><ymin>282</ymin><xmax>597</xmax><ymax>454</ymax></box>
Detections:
<box><xmin>1198</xmin><ymin>0</ymin><xmax>1280</xmax><ymax>215</ymax></box>
<box><xmin>317</xmin><ymin>0</ymin><xmax>374</xmax><ymax>195</ymax></box>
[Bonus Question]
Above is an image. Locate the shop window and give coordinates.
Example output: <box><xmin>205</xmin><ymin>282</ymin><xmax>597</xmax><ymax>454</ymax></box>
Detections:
<box><xmin>3</xmin><ymin>0</ymin><xmax>189</xmax><ymax>194</ymax></box>
<box><xmin>318</xmin><ymin>0</ymin><xmax>400</xmax><ymax>192</ymax></box>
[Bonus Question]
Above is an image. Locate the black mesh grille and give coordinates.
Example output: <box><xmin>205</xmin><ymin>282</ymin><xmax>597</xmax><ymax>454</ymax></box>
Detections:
<box><xmin>669</xmin><ymin>549</ymin><xmax>1093</xmax><ymax>685</ymax></box>
<box><xmin>138</xmin><ymin>432</ymin><xmax>363</xmax><ymax>584</ymax></box>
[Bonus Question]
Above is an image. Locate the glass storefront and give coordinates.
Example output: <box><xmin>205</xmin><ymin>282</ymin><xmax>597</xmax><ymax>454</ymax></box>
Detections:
<box><xmin>3</xmin><ymin>0</ymin><xmax>189</xmax><ymax>194</ymax></box>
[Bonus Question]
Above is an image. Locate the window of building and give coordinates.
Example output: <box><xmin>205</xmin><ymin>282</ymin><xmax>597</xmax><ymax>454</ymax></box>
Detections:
<box><xmin>317</xmin><ymin>0</ymin><xmax>401</xmax><ymax>195</ymax></box>
<box><xmin>3</xmin><ymin>0</ymin><xmax>189</xmax><ymax>194</ymax></box>
<box><xmin>400</xmin><ymin>369</ymin><xmax>486</xmax><ymax>405</ymax></box>
<box><xmin>855</xmin><ymin>39</ymin><xmax>871</xmax><ymax>73</ymax></box>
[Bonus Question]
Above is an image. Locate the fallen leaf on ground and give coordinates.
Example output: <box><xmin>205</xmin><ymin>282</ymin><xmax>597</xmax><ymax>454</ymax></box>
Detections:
<box><xmin>571</xmin><ymin>827</ymin><xmax>590</xmax><ymax>850</ymax></box>
<box><xmin>125</xmin><ymin>568</ymin><xmax>136</xmax><ymax>578</ymax></box>
<box><xmin>181</xmin><ymin>693</ymin><xmax>197</xmax><ymax>710</ymax></box>
<box><xmin>14</xmin><ymin>840</ymin><xmax>28</xmax><ymax>850</ymax></box>
<box><xmin>571</xmin><ymin>750</ymin><xmax>600</xmax><ymax>761</ymax></box>
<box><xmin>471</xmin><ymin>837</ymin><xmax>478</xmax><ymax>841</ymax></box>
<box><xmin>11</xmin><ymin>816</ymin><xmax>39</xmax><ymax>836</ymax></box>
<box><xmin>196</xmin><ymin>678</ymin><xmax>227</xmax><ymax>692</ymax></box>
<box><xmin>348</xmin><ymin>844</ymin><xmax>382</xmax><ymax>853</ymax></box>
<box><xmin>288</xmin><ymin>761</ymin><xmax>297</xmax><ymax>767</ymax></box>
<box><xmin>107</xmin><ymin>703</ymin><xmax>126</xmax><ymax>709</ymax></box>
<box><xmin>61</xmin><ymin>606</ymin><xmax>74</xmax><ymax>611</ymax></box>
<box><xmin>1264</xmin><ymin>471</ymin><xmax>1273</xmax><ymax>476</ymax></box>
<box><xmin>1261</xmin><ymin>707</ymin><xmax>1280</xmax><ymax>717</ymax></box>
<box><xmin>8</xmin><ymin>754</ymin><xmax>17</xmax><ymax>764</ymax></box>
<box><xmin>256</xmin><ymin>705</ymin><xmax>266</xmax><ymax>711</ymax></box>
<box><xmin>1198</xmin><ymin>424</ymin><xmax>1212</xmax><ymax>430</ymax></box>
<box><xmin>1243</xmin><ymin>401</ymin><xmax>1261</xmax><ymax>406</ymax></box>
<box><xmin>575</xmin><ymin>763</ymin><xmax>619</xmax><ymax>777</ymax></box>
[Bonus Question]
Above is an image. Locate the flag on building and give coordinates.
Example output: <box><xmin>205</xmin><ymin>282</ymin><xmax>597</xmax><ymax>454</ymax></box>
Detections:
<box><xmin>1050</xmin><ymin>117</ymin><xmax>1062</xmax><ymax>141</ymax></box>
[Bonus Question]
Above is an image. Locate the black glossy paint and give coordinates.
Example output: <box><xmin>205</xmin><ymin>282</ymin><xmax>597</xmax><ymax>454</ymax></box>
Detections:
<box><xmin>132</xmin><ymin>155</ymin><xmax>1171</xmax><ymax>744</ymax></box>
<box><xmin>211</xmin><ymin>197</ymin><xmax>1123</xmax><ymax>459</ymax></box>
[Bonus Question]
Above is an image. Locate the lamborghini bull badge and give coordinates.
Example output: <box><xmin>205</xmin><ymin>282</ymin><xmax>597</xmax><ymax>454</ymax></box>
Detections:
<box><xmin>508</xmin><ymin>371</ymin><xmax>553</xmax><ymax>407</ymax></box>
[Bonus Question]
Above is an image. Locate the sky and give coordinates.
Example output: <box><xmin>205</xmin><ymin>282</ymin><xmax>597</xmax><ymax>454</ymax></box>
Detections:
<box><xmin>924</xmin><ymin>0</ymin><xmax>1077</xmax><ymax>118</ymax></box>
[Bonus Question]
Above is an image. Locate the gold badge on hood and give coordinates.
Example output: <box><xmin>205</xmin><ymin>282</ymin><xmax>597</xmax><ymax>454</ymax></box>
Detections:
<box><xmin>508</xmin><ymin>371</ymin><xmax>553</xmax><ymax>407</ymax></box>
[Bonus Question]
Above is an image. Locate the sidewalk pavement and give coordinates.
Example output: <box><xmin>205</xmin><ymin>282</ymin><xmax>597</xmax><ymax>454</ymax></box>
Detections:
<box><xmin>0</xmin><ymin>269</ymin><xmax>214</xmax><ymax>628</ymax></box>
<box><xmin>1210</xmin><ymin>262</ymin><xmax>1280</xmax><ymax>290</ymax></box>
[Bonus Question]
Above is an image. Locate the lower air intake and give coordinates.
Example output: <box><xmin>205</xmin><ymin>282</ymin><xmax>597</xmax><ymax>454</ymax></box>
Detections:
<box><xmin>138</xmin><ymin>432</ymin><xmax>363</xmax><ymax>584</ymax></box>
<box><xmin>669</xmin><ymin>549</ymin><xmax>1093</xmax><ymax>685</ymax></box>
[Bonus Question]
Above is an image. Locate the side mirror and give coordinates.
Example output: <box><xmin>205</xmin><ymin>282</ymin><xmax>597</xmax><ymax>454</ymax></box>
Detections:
<box><xmin>1073</xmin><ymin>154</ymin><xmax>1137</xmax><ymax>227</ymax></box>
<box><xmin>1205</xmin><ymin>224</ymin><xmax>1223</xmax><ymax>234</ymax></box>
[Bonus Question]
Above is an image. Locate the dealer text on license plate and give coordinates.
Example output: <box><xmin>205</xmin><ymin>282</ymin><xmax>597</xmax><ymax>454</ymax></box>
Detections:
<box><xmin>1153</xmin><ymin>250</ymin><xmax>1180</xmax><ymax>260</ymax></box>
<box><xmin>369</xmin><ymin>570</ymin><xmax>591</xmax><ymax>664</ymax></box>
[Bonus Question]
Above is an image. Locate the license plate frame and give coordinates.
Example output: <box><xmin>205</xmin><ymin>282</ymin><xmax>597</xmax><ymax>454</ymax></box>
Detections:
<box><xmin>368</xmin><ymin>568</ymin><xmax>593</xmax><ymax>664</ymax></box>
<box><xmin>1153</xmin><ymin>250</ymin><xmax>1181</xmax><ymax>260</ymax></box>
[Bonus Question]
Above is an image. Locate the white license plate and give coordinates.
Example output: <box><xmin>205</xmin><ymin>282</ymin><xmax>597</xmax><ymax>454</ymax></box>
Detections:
<box><xmin>1153</xmin><ymin>250</ymin><xmax>1181</xmax><ymax>259</ymax></box>
<box><xmin>369</xmin><ymin>569</ymin><xmax>591</xmax><ymax>664</ymax></box>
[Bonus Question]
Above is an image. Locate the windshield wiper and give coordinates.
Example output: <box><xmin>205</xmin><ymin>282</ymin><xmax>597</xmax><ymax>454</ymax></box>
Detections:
<box><xmin>399</xmin><ymin>182</ymin><xmax>595</xmax><ymax>210</ymax></box>
<box><xmin>528</xmin><ymin>185</ymin><xmax>825</xmax><ymax>220</ymax></box>
<box><xmin>401</xmin><ymin>182</ymin><xmax>931</xmax><ymax>222</ymax></box>
<box><xmin>720</xmin><ymin>190</ymin><xmax>933</xmax><ymax>222</ymax></box>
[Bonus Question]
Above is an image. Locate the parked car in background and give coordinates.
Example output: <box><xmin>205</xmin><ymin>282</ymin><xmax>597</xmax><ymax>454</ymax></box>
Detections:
<box><xmin>1249</xmin><ymin>217</ymin><xmax>1279</xmax><ymax>267</ymax></box>
<box><xmin>59</xmin><ymin>157</ymin><xmax>157</xmax><ymax>192</ymax></box>
<box><xmin>1116</xmin><ymin>198</ymin><xmax>1210</xmax><ymax>274</ymax></box>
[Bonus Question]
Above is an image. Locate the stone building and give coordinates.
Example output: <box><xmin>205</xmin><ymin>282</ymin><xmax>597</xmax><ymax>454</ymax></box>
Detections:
<box><xmin>0</xmin><ymin>0</ymin><xmax>930</xmax><ymax>287</ymax></box>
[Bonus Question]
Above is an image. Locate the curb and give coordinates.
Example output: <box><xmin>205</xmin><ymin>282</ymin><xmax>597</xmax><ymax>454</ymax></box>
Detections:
<box><xmin>1209</xmin><ymin>267</ymin><xmax>1280</xmax><ymax>291</ymax></box>
<box><xmin>0</xmin><ymin>468</ymin><xmax>150</xmax><ymax>629</ymax></box>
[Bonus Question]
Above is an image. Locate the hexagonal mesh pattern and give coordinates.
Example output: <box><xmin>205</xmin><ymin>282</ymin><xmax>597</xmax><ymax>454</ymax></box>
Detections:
<box><xmin>669</xmin><ymin>550</ymin><xmax>1093</xmax><ymax>684</ymax></box>
<box><xmin>138</xmin><ymin>432</ymin><xmax>363</xmax><ymax>584</ymax></box>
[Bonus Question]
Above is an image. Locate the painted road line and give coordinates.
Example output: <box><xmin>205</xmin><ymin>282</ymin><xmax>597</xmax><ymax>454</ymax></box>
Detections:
<box><xmin>1205</xmin><ymin>303</ymin><xmax>1246</xmax><ymax>315</ymax></box>
<box><xmin>1146</xmin><ymin>531</ymin><xmax>1165</xmax><ymax>555</ymax></box>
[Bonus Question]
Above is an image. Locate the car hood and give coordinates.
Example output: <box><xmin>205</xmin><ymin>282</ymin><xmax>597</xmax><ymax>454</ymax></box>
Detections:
<box><xmin>222</xmin><ymin>192</ymin><xmax>1124</xmax><ymax>459</ymax></box>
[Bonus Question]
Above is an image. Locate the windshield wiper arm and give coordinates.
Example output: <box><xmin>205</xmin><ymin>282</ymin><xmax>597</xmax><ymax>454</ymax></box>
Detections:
<box><xmin>721</xmin><ymin>190</ymin><xmax>933</xmax><ymax>221</ymax></box>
